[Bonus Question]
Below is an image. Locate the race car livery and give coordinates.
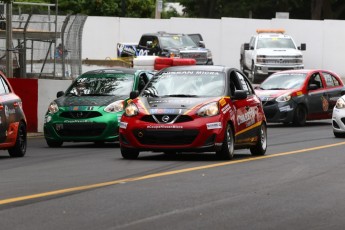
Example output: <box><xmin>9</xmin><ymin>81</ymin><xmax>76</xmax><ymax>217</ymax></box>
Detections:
<box><xmin>119</xmin><ymin>65</ymin><xmax>267</xmax><ymax>160</ymax></box>
<box><xmin>0</xmin><ymin>71</ymin><xmax>27</xmax><ymax>157</ymax></box>
<box><xmin>44</xmin><ymin>68</ymin><xmax>153</xmax><ymax>147</ymax></box>
<box><xmin>255</xmin><ymin>69</ymin><xmax>345</xmax><ymax>126</ymax></box>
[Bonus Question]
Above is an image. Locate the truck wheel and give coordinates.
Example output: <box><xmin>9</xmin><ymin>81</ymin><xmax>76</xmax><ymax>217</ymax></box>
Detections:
<box><xmin>249</xmin><ymin>63</ymin><xmax>256</xmax><ymax>83</ymax></box>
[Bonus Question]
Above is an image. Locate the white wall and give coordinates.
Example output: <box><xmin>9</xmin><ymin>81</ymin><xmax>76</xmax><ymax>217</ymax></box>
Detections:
<box><xmin>82</xmin><ymin>16</ymin><xmax>345</xmax><ymax>77</ymax></box>
<box><xmin>38</xmin><ymin>79</ymin><xmax>73</xmax><ymax>132</ymax></box>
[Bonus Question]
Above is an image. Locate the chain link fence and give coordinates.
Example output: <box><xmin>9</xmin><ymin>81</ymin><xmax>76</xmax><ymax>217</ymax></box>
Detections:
<box><xmin>0</xmin><ymin>2</ymin><xmax>87</xmax><ymax>79</ymax></box>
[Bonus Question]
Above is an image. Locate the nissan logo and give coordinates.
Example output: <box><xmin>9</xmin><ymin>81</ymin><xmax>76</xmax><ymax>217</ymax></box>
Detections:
<box><xmin>162</xmin><ymin>115</ymin><xmax>170</xmax><ymax>123</ymax></box>
<box><xmin>76</xmin><ymin>112</ymin><xmax>83</xmax><ymax>118</ymax></box>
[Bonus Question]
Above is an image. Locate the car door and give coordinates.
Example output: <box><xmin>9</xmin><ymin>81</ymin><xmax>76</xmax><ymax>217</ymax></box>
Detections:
<box><xmin>306</xmin><ymin>72</ymin><xmax>329</xmax><ymax>119</ymax></box>
<box><xmin>321</xmin><ymin>71</ymin><xmax>344</xmax><ymax>115</ymax></box>
<box><xmin>0</xmin><ymin>74</ymin><xmax>11</xmax><ymax>143</ymax></box>
<box><xmin>230</xmin><ymin>70</ymin><xmax>262</xmax><ymax>145</ymax></box>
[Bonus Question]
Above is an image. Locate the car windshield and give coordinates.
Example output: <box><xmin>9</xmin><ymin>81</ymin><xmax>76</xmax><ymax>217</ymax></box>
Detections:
<box><xmin>142</xmin><ymin>71</ymin><xmax>225</xmax><ymax>97</ymax></box>
<box><xmin>260</xmin><ymin>73</ymin><xmax>307</xmax><ymax>90</ymax></box>
<box><xmin>159</xmin><ymin>35</ymin><xmax>197</xmax><ymax>48</ymax></box>
<box><xmin>257</xmin><ymin>37</ymin><xmax>296</xmax><ymax>49</ymax></box>
<box><xmin>67</xmin><ymin>74</ymin><xmax>134</xmax><ymax>96</ymax></box>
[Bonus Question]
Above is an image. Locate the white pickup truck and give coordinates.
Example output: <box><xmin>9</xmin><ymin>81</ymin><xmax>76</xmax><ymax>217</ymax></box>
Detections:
<box><xmin>240</xmin><ymin>29</ymin><xmax>306</xmax><ymax>83</ymax></box>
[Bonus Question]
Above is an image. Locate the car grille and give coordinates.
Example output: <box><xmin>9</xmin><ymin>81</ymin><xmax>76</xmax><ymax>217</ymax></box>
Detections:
<box><xmin>180</xmin><ymin>52</ymin><xmax>208</xmax><ymax>65</ymax></box>
<box><xmin>141</xmin><ymin>115</ymin><xmax>193</xmax><ymax>123</ymax></box>
<box><xmin>55</xmin><ymin>123</ymin><xmax>107</xmax><ymax>137</ymax></box>
<box><xmin>133</xmin><ymin>129</ymin><xmax>198</xmax><ymax>145</ymax></box>
<box><xmin>60</xmin><ymin>111</ymin><xmax>102</xmax><ymax>119</ymax></box>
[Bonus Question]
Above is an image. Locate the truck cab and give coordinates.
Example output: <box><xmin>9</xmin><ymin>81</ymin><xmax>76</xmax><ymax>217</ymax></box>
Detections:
<box><xmin>240</xmin><ymin>29</ymin><xmax>306</xmax><ymax>83</ymax></box>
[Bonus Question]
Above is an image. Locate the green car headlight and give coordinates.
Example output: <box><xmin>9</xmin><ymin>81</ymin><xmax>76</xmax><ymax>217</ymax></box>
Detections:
<box><xmin>104</xmin><ymin>100</ymin><xmax>124</xmax><ymax>113</ymax></box>
<box><xmin>48</xmin><ymin>101</ymin><xmax>59</xmax><ymax>114</ymax></box>
<box><xmin>124</xmin><ymin>103</ymin><xmax>139</xmax><ymax>117</ymax></box>
<box><xmin>197</xmin><ymin>102</ymin><xmax>219</xmax><ymax>117</ymax></box>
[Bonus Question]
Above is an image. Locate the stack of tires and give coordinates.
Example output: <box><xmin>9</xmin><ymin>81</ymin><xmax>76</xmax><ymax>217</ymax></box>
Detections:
<box><xmin>133</xmin><ymin>56</ymin><xmax>157</xmax><ymax>70</ymax></box>
<box><xmin>154</xmin><ymin>57</ymin><xmax>196</xmax><ymax>71</ymax></box>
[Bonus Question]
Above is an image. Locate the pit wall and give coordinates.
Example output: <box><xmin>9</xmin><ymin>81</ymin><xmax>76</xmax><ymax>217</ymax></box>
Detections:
<box><xmin>8</xmin><ymin>79</ymin><xmax>72</xmax><ymax>132</ymax></box>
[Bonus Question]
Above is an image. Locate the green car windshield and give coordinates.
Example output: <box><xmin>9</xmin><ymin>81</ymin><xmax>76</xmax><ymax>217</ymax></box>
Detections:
<box><xmin>260</xmin><ymin>73</ymin><xmax>307</xmax><ymax>90</ymax></box>
<box><xmin>67</xmin><ymin>74</ymin><xmax>134</xmax><ymax>96</ymax></box>
<box><xmin>142</xmin><ymin>71</ymin><xmax>225</xmax><ymax>97</ymax></box>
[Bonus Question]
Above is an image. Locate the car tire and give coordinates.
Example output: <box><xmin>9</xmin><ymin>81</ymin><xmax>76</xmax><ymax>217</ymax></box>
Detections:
<box><xmin>293</xmin><ymin>105</ymin><xmax>307</xmax><ymax>126</ymax></box>
<box><xmin>333</xmin><ymin>132</ymin><xmax>345</xmax><ymax>138</ymax></box>
<box><xmin>46</xmin><ymin>139</ymin><xmax>63</xmax><ymax>147</ymax></box>
<box><xmin>216</xmin><ymin>123</ymin><xmax>234</xmax><ymax>160</ymax></box>
<box><xmin>121</xmin><ymin>147</ymin><xmax>139</xmax><ymax>159</ymax></box>
<box><xmin>8</xmin><ymin>121</ymin><xmax>27</xmax><ymax>157</ymax></box>
<box><xmin>250</xmin><ymin>122</ymin><xmax>267</xmax><ymax>156</ymax></box>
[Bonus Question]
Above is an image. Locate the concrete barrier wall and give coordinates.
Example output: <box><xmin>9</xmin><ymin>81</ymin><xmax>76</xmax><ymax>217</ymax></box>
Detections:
<box><xmin>82</xmin><ymin>17</ymin><xmax>345</xmax><ymax>77</ymax></box>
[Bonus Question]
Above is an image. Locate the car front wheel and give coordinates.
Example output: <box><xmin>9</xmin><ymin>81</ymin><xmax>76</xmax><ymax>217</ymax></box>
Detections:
<box><xmin>250</xmin><ymin>122</ymin><xmax>267</xmax><ymax>156</ymax></box>
<box><xmin>121</xmin><ymin>147</ymin><xmax>139</xmax><ymax>159</ymax></box>
<box><xmin>216</xmin><ymin>124</ymin><xmax>234</xmax><ymax>160</ymax></box>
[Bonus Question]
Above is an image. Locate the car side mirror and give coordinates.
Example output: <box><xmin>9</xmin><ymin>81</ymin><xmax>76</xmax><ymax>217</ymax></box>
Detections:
<box><xmin>57</xmin><ymin>91</ymin><xmax>64</xmax><ymax>98</ymax></box>
<box><xmin>299</xmin><ymin>43</ymin><xmax>306</xmax><ymax>51</ymax></box>
<box><xmin>232</xmin><ymin>90</ymin><xmax>248</xmax><ymax>100</ymax></box>
<box><xmin>198</xmin><ymin>41</ymin><xmax>205</xmax><ymax>48</ymax></box>
<box><xmin>308</xmin><ymin>84</ymin><xmax>319</xmax><ymax>91</ymax></box>
<box><xmin>130</xmin><ymin>90</ymin><xmax>139</xmax><ymax>99</ymax></box>
<box><xmin>244</xmin><ymin>43</ymin><xmax>250</xmax><ymax>50</ymax></box>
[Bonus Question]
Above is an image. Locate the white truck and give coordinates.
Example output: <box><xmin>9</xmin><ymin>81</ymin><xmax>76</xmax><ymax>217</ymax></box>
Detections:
<box><xmin>240</xmin><ymin>29</ymin><xmax>306</xmax><ymax>83</ymax></box>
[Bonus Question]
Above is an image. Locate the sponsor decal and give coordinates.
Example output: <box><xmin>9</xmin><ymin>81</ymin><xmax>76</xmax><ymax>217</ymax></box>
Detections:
<box><xmin>87</xmin><ymin>106</ymin><xmax>94</xmax><ymax>110</ymax></box>
<box><xmin>279</xmin><ymin>105</ymin><xmax>293</xmax><ymax>112</ymax></box>
<box><xmin>296</xmin><ymin>91</ymin><xmax>303</xmax><ymax>96</ymax></box>
<box><xmin>221</xmin><ymin>104</ymin><xmax>230</xmax><ymax>114</ymax></box>
<box><xmin>206</xmin><ymin>122</ymin><xmax>222</xmax><ymax>130</ymax></box>
<box><xmin>237</xmin><ymin>107</ymin><xmax>256</xmax><ymax>127</ymax></box>
<box><xmin>147</xmin><ymin>125</ymin><xmax>183</xmax><ymax>129</ymax></box>
<box><xmin>149</xmin><ymin>99</ymin><xmax>193</xmax><ymax>104</ymax></box>
<box><xmin>149</xmin><ymin>108</ymin><xmax>182</xmax><ymax>114</ymax></box>
<box><xmin>219</xmin><ymin>98</ymin><xmax>226</xmax><ymax>106</ymax></box>
<box><xmin>321</xmin><ymin>96</ymin><xmax>329</xmax><ymax>111</ymax></box>
<box><xmin>119</xmin><ymin>122</ymin><xmax>128</xmax><ymax>129</ymax></box>
<box><xmin>63</xmin><ymin>120</ymin><xmax>89</xmax><ymax>123</ymax></box>
<box><xmin>162</xmin><ymin>71</ymin><xmax>220</xmax><ymax>75</ymax></box>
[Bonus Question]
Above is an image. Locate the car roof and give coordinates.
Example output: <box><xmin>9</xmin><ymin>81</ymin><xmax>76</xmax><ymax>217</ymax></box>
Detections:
<box><xmin>159</xmin><ymin>65</ymin><xmax>227</xmax><ymax>72</ymax></box>
<box><xmin>82</xmin><ymin>67</ymin><xmax>140</xmax><ymax>76</ymax></box>
<box><xmin>273</xmin><ymin>69</ymin><xmax>336</xmax><ymax>75</ymax></box>
<box><xmin>142</xmin><ymin>31</ymin><xmax>187</xmax><ymax>37</ymax></box>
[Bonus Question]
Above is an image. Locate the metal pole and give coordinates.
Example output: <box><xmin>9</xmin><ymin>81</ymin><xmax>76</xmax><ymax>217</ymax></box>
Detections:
<box><xmin>5</xmin><ymin>2</ymin><xmax>13</xmax><ymax>77</ymax></box>
<box><xmin>155</xmin><ymin>0</ymin><xmax>162</xmax><ymax>19</ymax></box>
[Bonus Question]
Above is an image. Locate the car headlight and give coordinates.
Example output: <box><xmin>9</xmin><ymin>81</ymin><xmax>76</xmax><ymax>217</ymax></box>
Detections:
<box><xmin>124</xmin><ymin>103</ymin><xmax>139</xmax><ymax>117</ymax></box>
<box><xmin>335</xmin><ymin>97</ymin><xmax>345</xmax><ymax>109</ymax></box>
<box><xmin>104</xmin><ymin>100</ymin><xmax>124</xmax><ymax>113</ymax></box>
<box><xmin>207</xmin><ymin>50</ymin><xmax>212</xmax><ymax>59</ymax></box>
<box><xmin>276</xmin><ymin>94</ymin><xmax>291</xmax><ymax>102</ymax></box>
<box><xmin>197</xmin><ymin>102</ymin><xmax>219</xmax><ymax>117</ymax></box>
<box><xmin>48</xmin><ymin>101</ymin><xmax>59</xmax><ymax>114</ymax></box>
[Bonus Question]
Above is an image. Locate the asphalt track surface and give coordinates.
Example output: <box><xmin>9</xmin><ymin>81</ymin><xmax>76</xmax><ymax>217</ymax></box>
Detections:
<box><xmin>1</xmin><ymin>120</ymin><xmax>345</xmax><ymax>230</ymax></box>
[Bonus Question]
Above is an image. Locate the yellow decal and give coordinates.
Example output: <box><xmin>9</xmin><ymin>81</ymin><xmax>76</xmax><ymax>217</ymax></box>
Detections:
<box><xmin>296</xmin><ymin>91</ymin><xmax>303</xmax><ymax>96</ymax></box>
<box><xmin>219</xmin><ymin>98</ymin><xmax>226</xmax><ymax>106</ymax></box>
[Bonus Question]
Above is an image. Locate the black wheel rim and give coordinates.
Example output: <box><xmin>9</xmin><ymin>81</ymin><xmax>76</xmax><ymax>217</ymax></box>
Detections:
<box><xmin>18</xmin><ymin>125</ymin><xmax>27</xmax><ymax>152</ymax></box>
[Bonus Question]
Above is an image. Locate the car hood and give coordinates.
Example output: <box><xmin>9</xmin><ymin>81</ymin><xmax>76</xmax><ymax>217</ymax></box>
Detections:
<box><xmin>138</xmin><ymin>97</ymin><xmax>218</xmax><ymax>113</ymax></box>
<box><xmin>255</xmin><ymin>89</ymin><xmax>295</xmax><ymax>100</ymax></box>
<box><xmin>55</xmin><ymin>95</ymin><xmax>125</xmax><ymax>107</ymax></box>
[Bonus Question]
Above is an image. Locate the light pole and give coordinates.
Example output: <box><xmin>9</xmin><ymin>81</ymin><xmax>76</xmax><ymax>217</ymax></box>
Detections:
<box><xmin>5</xmin><ymin>1</ymin><xmax>13</xmax><ymax>77</ymax></box>
<box><xmin>155</xmin><ymin>0</ymin><xmax>162</xmax><ymax>19</ymax></box>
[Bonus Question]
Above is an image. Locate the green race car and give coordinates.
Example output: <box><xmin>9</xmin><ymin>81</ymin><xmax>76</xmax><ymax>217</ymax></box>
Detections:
<box><xmin>44</xmin><ymin>68</ymin><xmax>152</xmax><ymax>147</ymax></box>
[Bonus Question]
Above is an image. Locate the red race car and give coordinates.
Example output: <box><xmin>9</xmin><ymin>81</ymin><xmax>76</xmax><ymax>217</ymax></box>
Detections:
<box><xmin>255</xmin><ymin>69</ymin><xmax>345</xmax><ymax>126</ymax></box>
<box><xmin>119</xmin><ymin>65</ymin><xmax>267</xmax><ymax>160</ymax></box>
<box><xmin>0</xmin><ymin>71</ymin><xmax>27</xmax><ymax>157</ymax></box>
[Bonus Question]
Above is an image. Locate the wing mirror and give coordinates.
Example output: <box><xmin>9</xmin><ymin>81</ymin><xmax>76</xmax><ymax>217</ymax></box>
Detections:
<box><xmin>232</xmin><ymin>90</ymin><xmax>248</xmax><ymax>100</ymax></box>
